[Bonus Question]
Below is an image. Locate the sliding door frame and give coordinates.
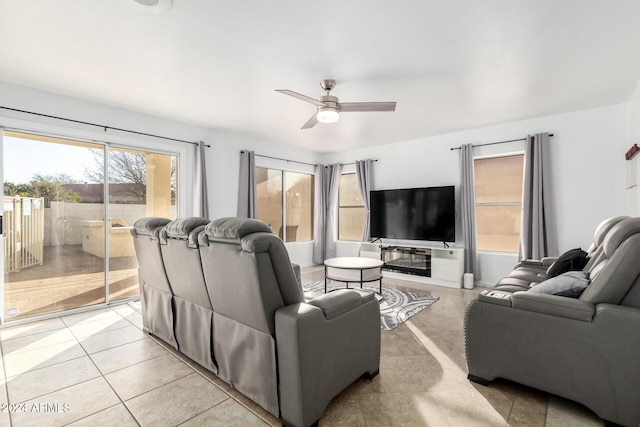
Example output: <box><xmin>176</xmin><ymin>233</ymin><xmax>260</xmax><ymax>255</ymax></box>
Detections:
<box><xmin>0</xmin><ymin>116</ymin><xmax>193</xmax><ymax>325</ymax></box>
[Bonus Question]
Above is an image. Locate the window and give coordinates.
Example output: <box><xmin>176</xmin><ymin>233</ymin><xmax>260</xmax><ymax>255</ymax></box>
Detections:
<box><xmin>338</xmin><ymin>173</ymin><xmax>366</xmax><ymax>241</ymax></box>
<box><xmin>256</xmin><ymin>167</ymin><xmax>313</xmax><ymax>242</ymax></box>
<box><xmin>474</xmin><ymin>154</ymin><xmax>524</xmax><ymax>252</ymax></box>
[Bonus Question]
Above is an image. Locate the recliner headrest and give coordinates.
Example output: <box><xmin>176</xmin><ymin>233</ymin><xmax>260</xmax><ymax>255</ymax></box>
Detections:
<box><xmin>163</xmin><ymin>217</ymin><xmax>210</xmax><ymax>239</ymax></box>
<box><xmin>593</xmin><ymin>216</ymin><xmax>629</xmax><ymax>247</ymax></box>
<box><xmin>160</xmin><ymin>217</ymin><xmax>211</xmax><ymax>247</ymax></box>
<box><xmin>132</xmin><ymin>217</ymin><xmax>171</xmax><ymax>236</ymax></box>
<box><xmin>603</xmin><ymin>217</ymin><xmax>640</xmax><ymax>257</ymax></box>
<box><xmin>205</xmin><ymin>217</ymin><xmax>272</xmax><ymax>240</ymax></box>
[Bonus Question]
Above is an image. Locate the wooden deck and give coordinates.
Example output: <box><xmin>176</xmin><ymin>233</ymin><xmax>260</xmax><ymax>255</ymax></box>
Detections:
<box><xmin>4</xmin><ymin>245</ymin><xmax>139</xmax><ymax>320</ymax></box>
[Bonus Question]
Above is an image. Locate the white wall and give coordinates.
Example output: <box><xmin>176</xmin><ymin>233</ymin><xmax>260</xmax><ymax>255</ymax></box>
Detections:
<box><xmin>322</xmin><ymin>104</ymin><xmax>629</xmax><ymax>286</ymax></box>
<box><xmin>627</xmin><ymin>79</ymin><xmax>640</xmax><ymax>215</ymax></box>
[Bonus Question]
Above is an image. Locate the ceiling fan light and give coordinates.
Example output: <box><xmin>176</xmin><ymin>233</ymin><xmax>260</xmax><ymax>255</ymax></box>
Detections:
<box><xmin>317</xmin><ymin>108</ymin><xmax>339</xmax><ymax>123</ymax></box>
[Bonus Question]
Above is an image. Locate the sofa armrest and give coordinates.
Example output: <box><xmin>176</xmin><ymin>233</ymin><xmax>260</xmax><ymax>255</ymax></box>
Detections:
<box><xmin>517</xmin><ymin>259</ymin><xmax>544</xmax><ymax>267</ymax></box>
<box><xmin>478</xmin><ymin>290</ymin><xmax>513</xmax><ymax>307</ymax></box>
<box><xmin>275</xmin><ymin>298</ymin><xmax>380</xmax><ymax>427</ymax></box>
<box><xmin>510</xmin><ymin>292</ymin><xmax>595</xmax><ymax>321</ymax></box>
<box><xmin>307</xmin><ymin>289</ymin><xmax>373</xmax><ymax>320</ymax></box>
<box><xmin>515</xmin><ymin>257</ymin><xmax>557</xmax><ymax>268</ymax></box>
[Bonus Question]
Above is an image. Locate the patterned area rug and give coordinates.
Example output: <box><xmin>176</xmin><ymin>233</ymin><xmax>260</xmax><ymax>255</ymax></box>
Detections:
<box><xmin>304</xmin><ymin>281</ymin><xmax>439</xmax><ymax>331</ymax></box>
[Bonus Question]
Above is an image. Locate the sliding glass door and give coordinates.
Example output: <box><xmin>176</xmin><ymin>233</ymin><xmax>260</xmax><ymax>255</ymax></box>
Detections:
<box><xmin>1</xmin><ymin>130</ymin><xmax>178</xmax><ymax>321</ymax></box>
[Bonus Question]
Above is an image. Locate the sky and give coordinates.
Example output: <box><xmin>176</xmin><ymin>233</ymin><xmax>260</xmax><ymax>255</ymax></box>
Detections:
<box><xmin>3</xmin><ymin>135</ymin><xmax>99</xmax><ymax>184</ymax></box>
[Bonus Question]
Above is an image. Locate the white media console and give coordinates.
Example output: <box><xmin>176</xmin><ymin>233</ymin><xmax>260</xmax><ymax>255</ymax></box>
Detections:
<box><xmin>360</xmin><ymin>243</ymin><xmax>465</xmax><ymax>289</ymax></box>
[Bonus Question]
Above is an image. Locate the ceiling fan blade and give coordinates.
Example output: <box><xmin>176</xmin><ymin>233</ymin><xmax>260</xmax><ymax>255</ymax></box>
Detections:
<box><xmin>276</xmin><ymin>89</ymin><xmax>326</xmax><ymax>107</ymax></box>
<box><xmin>301</xmin><ymin>113</ymin><xmax>319</xmax><ymax>129</ymax></box>
<box><xmin>338</xmin><ymin>102</ymin><xmax>397</xmax><ymax>112</ymax></box>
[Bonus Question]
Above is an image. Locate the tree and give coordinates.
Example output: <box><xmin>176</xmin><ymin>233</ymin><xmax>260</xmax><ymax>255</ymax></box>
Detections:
<box><xmin>4</xmin><ymin>181</ymin><xmax>31</xmax><ymax>197</ymax></box>
<box><xmin>4</xmin><ymin>173</ymin><xmax>81</xmax><ymax>208</ymax></box>
<box><xmin>84</xmin><ymin>149</ymin><xmax>147</xmax><ymax>203</ymax></box>
<box><xmin>84</xmin><ymin>149</ymin><xmax>176</xmax><ymax>204</ymax></box>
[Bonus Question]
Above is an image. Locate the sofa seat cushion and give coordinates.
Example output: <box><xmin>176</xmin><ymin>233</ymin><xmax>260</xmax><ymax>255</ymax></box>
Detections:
<box><xmin>527</xmin><ymin>271</ymin><xmax>590</xmax><ymax>298</ymax></box>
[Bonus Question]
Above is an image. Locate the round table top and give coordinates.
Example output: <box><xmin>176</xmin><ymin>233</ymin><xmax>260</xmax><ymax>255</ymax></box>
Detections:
<box><xmin>324</xmin><ymin>256</ymin><xmax>384</xmax><ymax>269</ymax></box>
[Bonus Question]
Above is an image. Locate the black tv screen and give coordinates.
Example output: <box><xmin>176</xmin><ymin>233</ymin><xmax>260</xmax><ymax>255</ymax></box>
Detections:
<box><xmin>370</xmin><ymin>186</ymin><xmax>455</xmax><ymax>242</ymax></box>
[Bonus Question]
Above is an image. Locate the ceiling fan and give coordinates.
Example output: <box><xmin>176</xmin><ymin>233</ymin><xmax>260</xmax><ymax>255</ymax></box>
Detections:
<box><xmin>276</xmin><ymin>79</ymin><xmax>396</xmax><ymax>129</ymax></box>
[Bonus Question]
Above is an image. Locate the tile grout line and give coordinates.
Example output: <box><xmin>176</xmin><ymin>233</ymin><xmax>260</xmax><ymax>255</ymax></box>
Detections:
<box><xmin>110</xmin><ymin>304</ymin><xmax>142</xmax><ymax>330</ymax></box>
<box><xmin>2</xmin><ymin>324</ymin><xmax>83</xmax><ymax>405</ymax></box>
<box><xmin>355</xmin><ymin>393</ymin><xmax>369</xmax><ymax>427</ymax></box>
<box><xmin>65</xmin><ymin>306</ymin><xmax>160</xmax><ymax>425</ymax></box>
<box><xmin>503</xmin><ymin>389</ymin><xmax>517</xmax><ymax>426</ymax></box>
<box><xmin>79</xmin><ymin>314</ymin><xmax>138</xmax><ymax>425</ymax></box>
<box><xmin>0</xmin><ymin>340</ymin><xmax>13</xmax><ymax>427</ymax></box>
<box><xmin>146</xmin><ymin>333</ymin><xmax>277</xmax><ymax>426</ymax></box>
<box><xmin>173</xmin><ymin>397</ymin><xmax>231</xmax><ymax>427</ymax></box>
<box><xmin>4</xmin><ymin>313</ymin><xmax>146</xmax><ymax>425</ymax></box>
<box><xmin>543</xmin><ymin>394</ymin><xmax>549</xmax><ymax>426</ymax></box>
<box><xmin>60</xmin><ymin>402</ymin><xmax>132</xmax><ymax>427</ymax></box>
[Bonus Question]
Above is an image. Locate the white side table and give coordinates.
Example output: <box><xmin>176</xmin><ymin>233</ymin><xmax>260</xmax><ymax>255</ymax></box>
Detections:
<box><xmin>323</xmin><ymin>257</ymin><xmax>384</xmax><ymax>294</ymax></box>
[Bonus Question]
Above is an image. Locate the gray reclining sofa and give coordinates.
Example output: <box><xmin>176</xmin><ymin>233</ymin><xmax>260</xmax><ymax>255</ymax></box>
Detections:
<box><xmin>465</xmin><ymin>217</ymin><xmax>640</xmax><ymax>427</ymax></box>
<box><xmin>131</xmin><ymin>216</ymin><xmax>381</xmax><ymax>427</ymax></box>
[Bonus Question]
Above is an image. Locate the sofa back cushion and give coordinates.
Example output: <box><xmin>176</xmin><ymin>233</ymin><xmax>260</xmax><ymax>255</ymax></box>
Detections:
<box><xmin>587</xmin><ymin>216</ymin><xmax>630</xmax><ymax>253</ymax></box>
<box><xmin>199</xmin><ymin>217</ymin><xmax>304</xmax><ymax>335</ymax></box>
<box><xmin>159</xmin><ymin>217</ymin><xmax>211</xmax><ymax>306</ymax></box>
<box><xmin>580</xmin><ymin>218</ymin><xmax>640</xmax><ymax>305</ymax></box>
<box><xmin>131</xmin><ymin>217</ymin><xmax>172</xmax><ymax>294</ymax></box>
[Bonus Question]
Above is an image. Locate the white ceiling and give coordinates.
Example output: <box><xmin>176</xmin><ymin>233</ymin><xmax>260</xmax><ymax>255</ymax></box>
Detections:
<box><xmin>2</xmin><ymin>0</ymin><xmax>640</xmax><ymax>153</ymax></box>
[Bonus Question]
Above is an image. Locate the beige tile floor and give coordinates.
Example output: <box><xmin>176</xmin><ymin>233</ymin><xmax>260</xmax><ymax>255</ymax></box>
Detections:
<box><xmin>0</xmin><ymin>266</ymin><xmax>604</xmax><ymax>426</ymax></box>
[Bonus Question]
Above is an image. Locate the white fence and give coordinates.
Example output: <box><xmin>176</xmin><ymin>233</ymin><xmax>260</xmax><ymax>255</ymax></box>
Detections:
<box><xmin>3</xmin><ymin>197</ymin><xmax>45</xmax><ymax>273</ymax></box>
<box><xmin>45</xmin><ymin>202</ymin><xmax>177</xmax><ymax>246</ymax></box>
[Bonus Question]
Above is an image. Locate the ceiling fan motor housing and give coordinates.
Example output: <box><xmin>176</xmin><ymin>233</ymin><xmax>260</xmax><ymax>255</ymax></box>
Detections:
<box><xmin>318</xmin><ymin>95</ymin><xmax>338</xmax><ymax>111</ymax></box>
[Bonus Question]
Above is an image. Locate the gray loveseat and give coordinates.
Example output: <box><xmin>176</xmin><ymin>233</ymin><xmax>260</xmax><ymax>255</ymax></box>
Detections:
<box><xmin>465</xmin><ymin>217</ymin><xmax>640</xmax><ymax>427</ymax></box>
<box><xmin>131</xmin><ymin>216</ymin><xmax>381</xmax><ymax>427</ymax></box>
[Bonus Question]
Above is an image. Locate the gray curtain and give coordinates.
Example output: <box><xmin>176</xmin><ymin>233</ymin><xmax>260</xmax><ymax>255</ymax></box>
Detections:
<box><xmin>355</xmin><ymin>159</ymin><xmax>373</xmax><ymax>241</ymax></box>
<box><xmin>312</xmin><ymin>163</ymin><xmax>343</xmax><ymax>263</ymax></box>
<box><xmin>459</xmin><ymin>144</ymin><xmax>479</xmax><ymax>277</ymax></box>
<box><xmin>237</xmin><ymin>150</ymin><xmax>256</xmax><ymax>219</ymax></box>
<box><xmin>520</xmin><ymin>133</ymin><xmax>558</xmax><ymax>260</ymax></box>
<box><xmin>194</xmin><ymin>140</ymin><xmax>209</xmax><ymax>218</ymax></box>
<box><xmin>312</xmin><ymin>165</ymin><xmax>325</xmax><ymax>263</ymax></box>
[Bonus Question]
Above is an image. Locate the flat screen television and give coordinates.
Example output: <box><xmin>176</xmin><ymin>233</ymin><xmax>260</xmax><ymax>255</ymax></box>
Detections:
<box><xmin>370</xmin><ymin>185</ymin><xmax>455</xmax><ymax>242</ymax></box>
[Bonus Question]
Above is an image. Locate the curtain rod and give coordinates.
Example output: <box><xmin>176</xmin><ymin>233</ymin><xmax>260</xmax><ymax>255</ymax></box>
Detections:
<box><xmin>0</xmin><ymin>105</ymin><xmax>209</xmax><ymax>147</ymax></box>
<box><xmin>252</xmin><ymin>153</ymin><xmax>316</xmax><ymax>167</ymax></box>
<box><xmin>450</xmin><ymin>134</ymin><xmax>554</xmax><ymax>151</ymax></box>
<box><xmin>250</xmin><ymin>152</ymin><xmax>378</xmax><ymax>168</ymax></box>
<box><xmin>339</xmin><ymin>159</ymin><xmax>378</xmax><ymax>166</ymax></box>
<box><xmin>251</xmin><ymin>150</ymin><xmax>378</xmax><ymax>167</ymax></box>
